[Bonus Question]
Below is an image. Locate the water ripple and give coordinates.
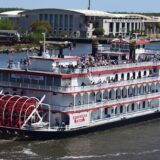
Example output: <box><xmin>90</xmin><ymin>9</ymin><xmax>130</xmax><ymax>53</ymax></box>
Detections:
<box><xmin>57</xmin><ymin>149</ymin><xmax>160</xmax><ymax>159</ymax></box>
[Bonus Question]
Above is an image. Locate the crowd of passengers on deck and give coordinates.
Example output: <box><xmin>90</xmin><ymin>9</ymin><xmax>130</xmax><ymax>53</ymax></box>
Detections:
<box><xmin>58</xmin><ymin>53</ymin><xmax>160</xmax><ymax>73</ymax></box>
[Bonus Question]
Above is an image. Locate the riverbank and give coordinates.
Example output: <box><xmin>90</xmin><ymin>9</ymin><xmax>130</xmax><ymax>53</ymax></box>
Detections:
<box><xmin>0</xmin><ymin>43</ymin><xmax>40</xmax><ymax>54</ymax></box>
<box><xmin>47</xmin><ymin>37</ymin><xmax>111</xmax><ymax>44</ymax></box>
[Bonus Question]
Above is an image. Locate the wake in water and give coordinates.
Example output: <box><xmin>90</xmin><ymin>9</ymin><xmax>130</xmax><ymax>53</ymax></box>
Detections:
<box><xmin>0</xmin><ymin>148</ymin><xmax>38</xmax><ymax>157</ymax></box>
<box><xmin>21</xmin><ymin>148</ymin><xmax>38</xmax><ymax>156</ymax></box>
<box><xmin>58</xmin><ymin>149</ymin><xmax>160</xmax><ymax>159</ymax></box>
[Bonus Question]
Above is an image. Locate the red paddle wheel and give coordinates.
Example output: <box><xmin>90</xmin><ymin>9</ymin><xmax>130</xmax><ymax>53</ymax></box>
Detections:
<box><xmin>0</xmin><ymin>94</ymin><xmax>43</xmax><ymax>129</ymax></box>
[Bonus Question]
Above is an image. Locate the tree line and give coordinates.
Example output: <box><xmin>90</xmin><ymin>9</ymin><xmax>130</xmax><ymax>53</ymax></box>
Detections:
<box><xmin>0</xmin><ymin>8</ymin><xmax>24</xmax><ymax>13</ymax></box>
<box><xmin>110</xmin><ymin>12</ymin><xmax>160</xmax><ymax>17</ymax></box>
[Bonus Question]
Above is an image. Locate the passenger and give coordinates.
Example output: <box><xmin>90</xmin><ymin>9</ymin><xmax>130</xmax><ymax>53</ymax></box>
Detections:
<box><xmin>69</xmin><ymin>103</ymin><xmax>73</xmax><ymax>107</ymax></box>
<box><xmin>61</xmin><ymin>121</ymin><xmax>65</xmax><ymax>130</ymax></box>
<box><xmin>55</xmin><ymin>119</ymin><xmax>60</xmax><ymax>127</ymax></box>
<box><xmin>97</xmin><ymin>79</ymin><xmax>102</xmax><ymax>84</ymax></box>
<box><xmin>81</xmin><ymin>82</ymin><xmax>86</xmax><ymax>86</ymax></box>
<box><xmin>103</xmin><ymin>80</ymin><xmax>107</xmax><ymax>83</ymax></box>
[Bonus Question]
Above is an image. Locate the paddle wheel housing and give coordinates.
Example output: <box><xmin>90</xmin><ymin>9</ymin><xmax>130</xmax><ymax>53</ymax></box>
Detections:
<box><xmin>0</xmin><ymin>94</ymin><xmax>43</xmax><ymax>129</ymax></box>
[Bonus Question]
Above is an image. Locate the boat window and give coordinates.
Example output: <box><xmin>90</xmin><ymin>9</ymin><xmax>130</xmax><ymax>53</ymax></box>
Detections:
<box><xmin>54</xmin><ymin>77</ymin><xmax>61</xmax><ymax>86</ymax></box>
<box><xmin>39</xmin><ymin>78</ymin><xmax>45</xmax><ymax>85</ymax></box>
<box><xmin>143</xmin><ymin>101</ymin><xmax>145</xmax><ymax>108</ymax></box>
<box><xmin>31</xmin><ymin>79</ymin><xmax>38</xmax><ymax>85</ymax></box>
<box><xmin>115</xmin><ymin>107</ymin><xmax>117</xmax><ymax>114</ymax></box>
<box><xmin>2</xmin><ymin>73</ymin><xmax>9</xmax><ymax>81</ymax></box>
<box><xmin>0</xmin><ymin>72</ymin><xmax>2</xmax><ymax>81</ymax></box>
<box><xmin>120</xmin><ymin>106</ymin><xmax>123</xmax><ymax>113</ymax></box>
<box><xmin>46</xmin><ymin>77</ymin><xmax>53</xmax><ymax>86</ymax></box>
<box><xmin>105</xmin><ymin>108</ymin><xmax>108</xmax><ymax>115</ymax></box>
<box><xmin>116</xmin><ymin>44</ymin><xmax>119</xmax><ymax>51</ymax></box>
<box><xmin>127</xmin><ymin>73</ymin><xmax>130</xmax><ymax>80</ymax></box>
<box><xmin>109</xmin><ymin>90</ymin><xmax>112</xmax><ymax>99</ymax></box>
<box><xmin>24</xmin><ymin>78</ymin><xmax>30</xmax><ymax>84</ymax></box>
<box><xmin>145</xmin><ymin>85</ymin><xmax>149</xmax><ymax>93</ymax></box>
<box><xmin>138</xmin><ymin>71</ymin><xmax>141</xmax><ymax>78</ymax></box>
<box><xmin>17</xmin><ymin>77</ymin><xmax>23</xmax><ymax>83</ymax></box>
<box><xmin>115</xmin><ymin>74</ymin><xmax>118</xmax><ymax>81</ymax></box>
<box><xmin>149</xmin><ymin>69</ymin><xmax>152</xmax><ymax>75</ymax></box>
<box><xmin>122</xmin><ymin>55</ymin><xmax>126</xmax><ymax>60</ymax></box>
<box><xmin>111</xmin><ymin>109</ymin><xmax>114</xmax><ymax>113</ymax></box>
<box><xmin>133</xmin><ymin>72</ymin><xmax>136</xmax><ymax>79</ymax></box>
<box><xmin>10</xmin><ymin>74</ymin><xmax>17</xmax><ymax>83</ymax></box>
<box><xmin>121</xmin><ymin>73</ymin><xmax>124</xmax><ymax>80</ymax></box>
<box><xmin>131</xmin><ymin>104</ymin><xmax>134</xmax><ymax>111</ymax></box>
<box><xmin>127</xmin><ymin>105</ymin><xmax>129</xmax><ymax>112</ymax></box>
<box><xmin>153</xmin><ymin>68</ymin><xmax>157</xmax><ymax>73</ymax></box>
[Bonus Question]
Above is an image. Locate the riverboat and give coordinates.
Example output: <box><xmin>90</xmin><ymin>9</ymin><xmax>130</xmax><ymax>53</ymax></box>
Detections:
<box><xmin>0</xmin><ymin>38</ymin><xmax>160</xmax><ymax>139</ymax></box>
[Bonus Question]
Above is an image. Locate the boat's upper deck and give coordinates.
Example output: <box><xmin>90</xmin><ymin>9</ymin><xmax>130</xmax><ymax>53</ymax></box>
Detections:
<box><xmin>4</xmin><ymin>37</ymin><xmax>160</xmax><ymax>76</ymax></box>
<box><xmin>5</xmin><ymin>51</ymin><xmax>160</xmax><ymax>76</ymax></box>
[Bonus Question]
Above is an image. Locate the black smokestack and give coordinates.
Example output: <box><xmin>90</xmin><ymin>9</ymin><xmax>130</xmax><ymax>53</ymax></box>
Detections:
<box><xmin>88</xmin><ymin>0</ymin><xmax>91</xmax><ymax>10</ymax></box>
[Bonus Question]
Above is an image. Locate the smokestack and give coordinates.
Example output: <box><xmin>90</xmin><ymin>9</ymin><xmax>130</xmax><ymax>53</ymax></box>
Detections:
<box><xmin>88</xmin><ymin>0</ymin><xmax>91</xmax><ymax>10</ymax></box>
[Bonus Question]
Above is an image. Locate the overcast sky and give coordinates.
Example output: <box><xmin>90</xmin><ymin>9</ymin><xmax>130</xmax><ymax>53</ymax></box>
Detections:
<box><xmin>0</xmin><ymin>0</ymin><xmax>159</xmax><ymax>12</ymax></box>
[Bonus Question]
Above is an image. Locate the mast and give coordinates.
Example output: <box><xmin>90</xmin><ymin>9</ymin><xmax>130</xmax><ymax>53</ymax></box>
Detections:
<box><xmin>42</xmin><ymin>32</ymin><xmax>46</xmax><ymax>56</ymax></box>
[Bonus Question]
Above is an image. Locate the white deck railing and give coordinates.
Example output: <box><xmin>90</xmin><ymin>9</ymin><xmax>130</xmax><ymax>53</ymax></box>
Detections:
<box><xmin>0</xmin><ymin>76</ymin><xmax>159</xmax><ymax>93</ymax></box>
<box><xmin>2</xmin><ymin>59</ymin><xmax>160</xmax><ymax>74</ymax></box>
<box><xmin>52</xmin><ymin>92</ymin><xmax>160</xmax><ymax>112</ymax></box>
<box><xmin>0</xmin><ymin>75</ymin><xmax>159</xmax><ymax>93</ymax></box>
<box><xmin>58</xmin><ymin>61</ymin><xmax>160</xmax><ymax>74</ymax></box>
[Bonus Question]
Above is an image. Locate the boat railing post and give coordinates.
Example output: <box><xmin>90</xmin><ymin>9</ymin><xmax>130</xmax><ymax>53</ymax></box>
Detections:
<box><xmin>73</xmin><ymin>94</ymin><xmax>76</xmax><ymax>112</ymax></box>
<box><xmin>88</xmin><ymin>93</ymin><xmax>90</xmax><ymax>109</ymax></box>
<box><xmin>49</xmin><ymin>105</ymin><xmax>51</xmax><ymax>130</ymax></box>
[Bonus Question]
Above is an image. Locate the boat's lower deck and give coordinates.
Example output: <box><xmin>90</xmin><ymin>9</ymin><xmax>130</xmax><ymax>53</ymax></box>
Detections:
<box><xmin>0</xmin><ymin>110</ymin><xmax>160</xmax><ymax>140</ymax></box>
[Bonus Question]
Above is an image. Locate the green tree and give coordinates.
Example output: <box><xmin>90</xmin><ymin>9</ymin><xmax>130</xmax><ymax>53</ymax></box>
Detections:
<box><xmin>93</xmin><ymin>27</ymin><xmax>104</xmax><ymax>36</ymax></box>
<box><xmin>0</xmin><ymin>19</ymin><xmax>16</xmax><ymax>30</ymax></box>
<box><xmin>31</xmin><ymin>20</ymin><xmax>52</xmax><ymax>33</ymax></box>
<box><xmin>21</xmin><ymin>32</ymin><xmax>44</xmax><ymax>44</ymax></box>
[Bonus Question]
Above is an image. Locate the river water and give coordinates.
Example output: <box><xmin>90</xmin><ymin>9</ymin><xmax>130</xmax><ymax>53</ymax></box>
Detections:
<box><xmin>0</xmin><ymin>42</ymin><xmax>160</xmax><ymax>160</ymax></box>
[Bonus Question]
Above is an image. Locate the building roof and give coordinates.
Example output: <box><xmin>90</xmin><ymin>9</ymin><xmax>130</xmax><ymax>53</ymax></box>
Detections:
<box><xmin>0</xmin><ymin>10</ymin><xmax>24</xmax><ymax>17</ymax></box>
<box><xmin>112</xmin><ymin>13</ymin><xmax>151</xmax><ymax>20</ymax></box>
<box><xmin>21</xmin><ymin>8</ymin><xmax>114</xmax><ymax>17</ymax></box>
<box><xmin>69</xmin><ymin>9</ymin><xmax>114</xmax><ymax>17</ymax></box>
<box><xmin>19</xmin><ymin>8</ymin><xmax>158</xmax><ymax>21</ymax></box>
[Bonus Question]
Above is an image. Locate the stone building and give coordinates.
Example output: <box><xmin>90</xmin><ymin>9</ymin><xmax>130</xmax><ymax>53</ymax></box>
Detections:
<box><xmin>0</xmin><ymin>9</ymin><xmax>160</xmax><ymax>38</ymax></box>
